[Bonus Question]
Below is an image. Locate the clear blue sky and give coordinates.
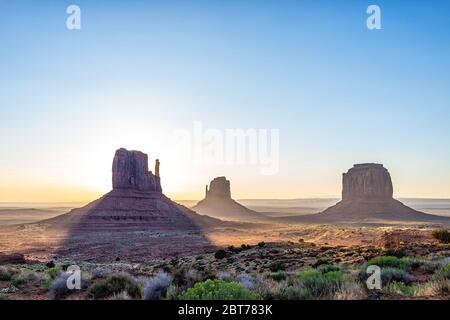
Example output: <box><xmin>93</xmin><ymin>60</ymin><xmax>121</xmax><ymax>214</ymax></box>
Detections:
<box><xmin>1</xmin><ymin>0</ymin><xmax>450</xmax><ymax>201</ymax></box>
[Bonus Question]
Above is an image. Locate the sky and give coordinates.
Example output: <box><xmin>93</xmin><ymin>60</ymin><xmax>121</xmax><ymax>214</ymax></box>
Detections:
<box><xmin>1</xmin><ymin>0</ymin><xmax>450</xmax><ymax>202</ymax></box>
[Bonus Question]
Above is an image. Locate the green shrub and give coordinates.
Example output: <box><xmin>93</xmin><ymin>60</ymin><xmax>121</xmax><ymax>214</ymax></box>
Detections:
<box><xmin>297</xmin><ymin>269</ymin><xmax>346</xmax><ymax>298</ymax></box>
<box><xmin>11</xmin><ymin>274</ymin><xmax>26</xmax><ymax>287</ymax></box>
<box><xmin>181</xmin><ymin>279</ymin><xmax>258</xmax><ymax>300</ymax></box>
<box><xmin>432</xmin><ymin>229</ymin><xmax>450</xmax><ymax>243</ymax></box>
<box><xmin>317</xmin><ymin>264</ymin><xmax>340</xmax><ymax>274</ymax></box>
<box><xmin>278</xmin><ymin>285</ymin><xmax>311</xmax><ymax>300</ymax></box>
<box><xmin>0</xmin><ymin>268</ymin><xmax>11</xmax><ymax>281</ymax></box>
<box><xmin>45</xmin><ymin>266</ymin><xmax>62</xmax><ymax>280</ymax></box>
<box><xmin>268</xmin><ymin>271</ymin><xmax>287</xmax><ymax>282</ymax></box>
<box><xmin>89</xmin><ymin>274</ymin><xmax>142</xmax><ymax>299</ymax></box>
<box><xmin>0</xmin><ymin>293</ymin><xmax>7</xmax><ymax>300</ymax></box>
<box><xmin>367</xmin><ymin>256</ymin><xmax>409</xmax><ymax>270</ymax></box>
<box><xmin>433</xmin><ymin>263</ymin><xmax>450</xmax><ymax>281</ymax></box>
<box><xmin>383</xmin><ymin>281</ymin><xmax>417</xmax><ymax>296</ymax></box>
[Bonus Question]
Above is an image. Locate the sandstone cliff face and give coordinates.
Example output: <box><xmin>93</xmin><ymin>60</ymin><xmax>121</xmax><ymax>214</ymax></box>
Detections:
<box><xmin>112</xmin><ymin>148</ymin><xmax>161</xmax><ymax>192</ymax></box>
<box><xmin>205</xmin><ymin>177</ymin><xmax>231</xmax><ymax>199</ymax></box>
<box><xmin>342</xmin><ymin>163</ymin><xmax>393</xmax><ymax>201</ymax></box>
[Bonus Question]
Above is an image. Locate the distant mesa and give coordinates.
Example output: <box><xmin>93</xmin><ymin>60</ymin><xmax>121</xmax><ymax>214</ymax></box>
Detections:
<box><xmin>280</xmin><ymin>163</ymin><xmax>450</xmax><ymax>224</ymax></box>
<box><xmin>192</xmin><ymin>177</ymin><xmax>266</xmax><ymax>221</ymax></box>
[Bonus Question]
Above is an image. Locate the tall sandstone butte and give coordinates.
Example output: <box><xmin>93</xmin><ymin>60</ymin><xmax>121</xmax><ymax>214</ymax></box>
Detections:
<box><xmin>281</xmin><ymin>163</ymin><xmax>449</xmax><ymax>223</ymax></box>
<box><xmin>342</xmin><ymin>163</ymin><xmax>393</xmax><ymax>201</ymax></box>
<box><xmin>112</xmin><ymin>148</ymin><xmax>162</xmax><ymax>192</ymax></box>
<box><xmin>193</xmin><ymin>176</ymin><xmax>264</xmax><ymax>221</ymax></box>
<box><xmin>317</xmin><ymin>163</ymin><xmax>445</xmax><ymax>221</ymax></box>
<box><xmin>44</xmin><ymin>148</ymin><xmax>223</xmax><ymax>261</ymax></box>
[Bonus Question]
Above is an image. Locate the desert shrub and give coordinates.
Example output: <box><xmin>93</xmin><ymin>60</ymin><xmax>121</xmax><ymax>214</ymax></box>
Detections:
<box><xmin>0</xmin><ymin>293</ymin><xmax>7</xmax><ymax>300</ymax></box>
<box><xmin>317</xmin><ymin>264</ymin><xmax>340</xmax><ymax>274</ymax></box>
<box><xmin>0</xmin><ymin>267</ymin><xmax>11</xmax><ymax>281</ymax></box>
<box><xmin>268</xmin><ymin>261</ymin><xmax>285</xmax><ymax>272</ymax></box>
<box><xmin>433</xmin><ymin>263</ymin><xmax>450</xmax><ymax>281</ymax></box>
<box><xmin>253</xmin><ymin>279</ymin><xmax>283</xmax><ymax>299</ymax></box>
<box><xmin>90</xmin><ymin>268</ymin><xmax>108</xmax><ymax>280</ymax></box>
<box><xmin>429</xmin><ymin>279</ymin><xmax>450</xmax><ymax>296</ymax></box>
<box><xmin>45</xmin><ymin>266</ymin><xmax>62</xmax><ymax>280</ymax></box>
<box><xmin>407</xmin><ymin>257</ymin><xmax>440</xmax><ymax>273</ymax></box>
<box><xmin>143</xmin><ymin>272</ymin><xmax>172</xmax><ymax>300</ymax></box>
<box><xmin>367</xmin><ymin>256</ymin><xmax>409</xmax><ymax>270</ymax></box>
<box><xmin>49</xmin><ymin>273</ymin><xmax>71</xmax><ymax>300</ymax></box>
<box><xmin>235</xmin><ymin>274</ymin><xmax>259</xmax><ymax>290</ymax></box>
<box><xmin>41</xmin><ymin>266</ymin><xmax>63</xmax><ymax>287</ymax></box>
<box><xmin>10</xmin><ymin>273</ymin><xmax>27</xmax><ymax>287</ymax></box>
<box><xmin>432</xmin><ymin>229</ymin><xmax>450</xmax><ymax>243</ymax></box>
<box><xmin>181</xmin><ymin>279</ymin><xmax>258</xmax><ymax>300</ymax></box>
<box><xmin>258</xmin><ymin>242</ymin><xmax>266</xmax><ymax>248</ymax></box>
<box><xmin>268</xmin><ymin>271</ymin><xmax>287</xmax><ymax>282</ymax></box>
<box><xmin>297</xmin><ymin>269</ymin><xmax>346</xmax><ymax>298</ymax></box>
<box><xmin>89</xmin><ymin>274</ymin><xmax>141</xmax><ymax>299</ymax></box>
<box><xmin>383</xmin><ymin>281</ymin><xmax>417</xmax><ymax>296</ymax></box>
<box><xmin>214</xmin><ymin>249</ymin><xmax>227</xmax><ymax>260</ymax></box>
<box><xmin>332</xmin><ymin>282</ymin><xmax>366</xmax><ymax>300</ymax></box>
<box><xmin>217</xmin><ymin>272</ymin><xmax>233</xmax><ymax>282</ymax></box>
<box><xmin>385</xmin><ymin>248</ymin><xmax>407</xmax><ymax>258</ymax></box>
<box><xmin>278</xmin><ymin>285</ymin><xmax>311</xmax><ymax>300</ymax></box>
<box><xmin>381</xmin><ymin>267</ymin><xmax>415</xmax><ymax>285</ymax></box>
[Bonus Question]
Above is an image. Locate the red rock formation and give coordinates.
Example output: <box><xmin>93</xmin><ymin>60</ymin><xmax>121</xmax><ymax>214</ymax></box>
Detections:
<box><xmin>41</xmin><ymin>148</ymin><xmax>229</xmax><ymax>261</ymax></box>
<box><xmin>112</xmin><ymin>148</ymin><xmax>161</xmax><ymax>192</ymax></box>
<box><xmin>342</xmin><ymin>164</ymin><xmax>393</xmax><ymax>200</ymax></box>
<box><xmin>280</xmin><ymin>163</ymin><xmax>450</xmax><ymax>224</ymax></box>
<box><xmin>205</xmin><ymin>177</ymin><xmax>231</xmax><ymax>199</ymax></box>
<box><xmin>193</xmin><ymin>177</ymin><xmax>265</xmax><ymax>221</ymax></box>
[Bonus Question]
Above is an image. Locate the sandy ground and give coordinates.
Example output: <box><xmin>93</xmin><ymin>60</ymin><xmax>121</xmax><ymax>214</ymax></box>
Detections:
<box><xmin>0</xmin><ymin>200</ymin><xmax>449</xmax><ymax>263</ymax></box>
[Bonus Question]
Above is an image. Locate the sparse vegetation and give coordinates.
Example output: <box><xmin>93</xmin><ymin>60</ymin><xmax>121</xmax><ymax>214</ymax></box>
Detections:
<box><xmin>433</xmin><ymin>263</ymin><xmax>450</xmax><ymax>281</ymax></box>
<box><xmin>296</xmin><ymin>269</ymin><xmax>347</xmax><ymax>298</ymax></box>
<box><xmin>317</xmin><ymin>264</ymin><xmax>340</xmax><ymax>274</ymax></box>
<box><xmin>49</xmin><ymin>273</ymin><xmax>72</xmax><ymax>300</ymax></box>
<box><xmin>0</xmin><ymin>240</ymin><xmax>448</xmax><ymax>300</ymax></box>
<box><xmin>432</xmin><ymin>229</ymin><xmax>450</xmax><ymax>243</ymax></box>
<box><xmin>381</xmin><ymin>267</ymin><xmax>414</xmax><ymax>285</ymax></box>
<box><xmin>367</xmin><ymin>256</ymin><xmax>409</xmax><ymax>270</ymax></box>
<box><xmin>143</xmin><ymin>272</ymin><xmax>172</xmax><ymax>300</ymax></box>
<box><xmin>0</xmin><ymin>267</ymin><xmax>12</xmax><ymax>281</ymax></box>
<box><xmin>268</xmin><ymin>271</ymin><xmax>287</xmax><ymax>282</ymax></box>
<box><xmin>383</xmin><ymin>281</ymin><xmax>417</xmax><ymax>296</ymax></box>
<box><xmin>89</xmin><ymin>274</ymin><xmax>141</xmax><ymax>299</ymax></box>
<box><xmin>181</xmin><ymin>279</ymin><xmax>258</xmax><ymax>300</ymax></box>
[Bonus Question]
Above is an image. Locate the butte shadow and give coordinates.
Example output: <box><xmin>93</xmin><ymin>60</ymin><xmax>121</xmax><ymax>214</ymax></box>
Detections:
<box><xmin>277</xmin><ymin>163</ymin><xmax>450</xmax><ymax>226</ymax></box>
<box><xmin>42</xmin><ymin>148</ymin><xmax>231</xmax><ymax>262</ymax></box>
